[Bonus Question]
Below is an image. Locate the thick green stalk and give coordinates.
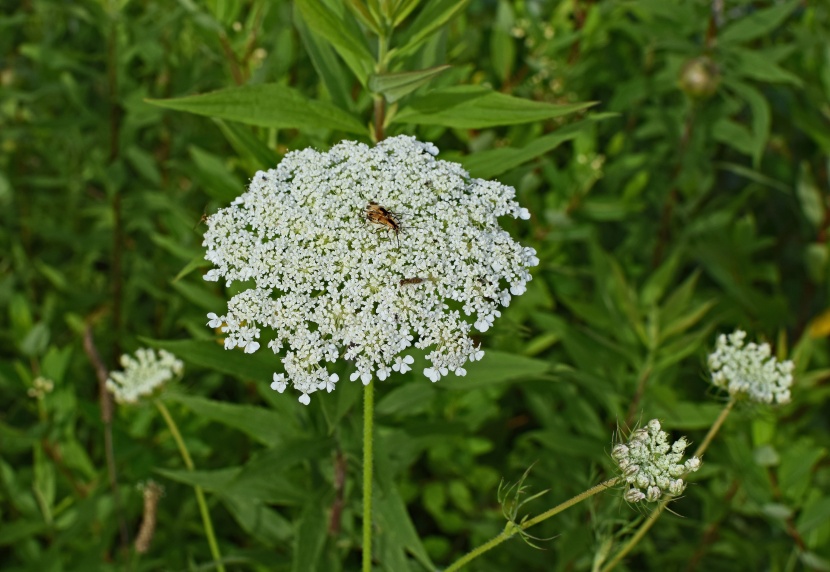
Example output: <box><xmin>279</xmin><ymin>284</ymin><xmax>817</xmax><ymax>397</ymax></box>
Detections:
<box><xmin>362</xmin><ymin>381</ymin><xmax>375</xmax><ymax>572</ymax></box>
<box><xmin>155</xmin><ymin>400</ymin><xmax>225</xmax><ymax>572</ymax></box>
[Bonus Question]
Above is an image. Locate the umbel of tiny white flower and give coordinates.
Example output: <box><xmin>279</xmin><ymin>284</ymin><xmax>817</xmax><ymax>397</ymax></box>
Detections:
<box><xmin>708</xmin><ymin>330</ymin><xmax>794</xmax><ymax>405</ymax></box>
<box><xmin>106</xmin><ymin>348</ymin><xmax>184</xmax><ymax>404</ymax></box>
<box><xmin>612</xmin><ymin>419</ymin><xmax>701</xmax><ymax>503</ymax></box>
<box><xmin>203</xmin><ymin>136</ymin><xmax>538</xmax><ymax>405</ymax></box>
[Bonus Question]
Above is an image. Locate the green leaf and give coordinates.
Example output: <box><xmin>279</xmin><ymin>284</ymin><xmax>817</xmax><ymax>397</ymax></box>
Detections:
<box><xmin>659</xmin><ymin>299</ymin><xmax>715</xmax><ymax>344</ymax></box>
<box><xmin>461</xmin><ymin>118</ymin><xmax>607</xmax><ymax>178</ymax></box>
<box><xmin>719</xmin><ymin>0</ymin><xmax>800</xmax><ymax>45</ymax></box>
<box><xmin>226</xmin><ymin>443</ymin><xmax>331</xmax><ymax>506</ymax></box>
<box><xmin>345</xmin><ymin>0</ymin><xmax>382</xmax><ymax>34</ymax></box>
<box><xmin>659</xmin><ymin>271</ymin><xmax>701</xmax><ymax>333</ymax></box>
<box><xmin>650</xmin><ymin>401</ymin><xmax>725</xmax><ymax>430</ymax></box>
<box><xmin>797</xmin><ymin>162</ymin><xmax>824</xmax><ymax>228</ymax></box>
<box><xmin>188</xmin><ymin>145</ymin><xmax>243</xmax><ymax>202</ymax></box>
<box><xmin>391</xmin><ymin>0</ymin><xmax>422</xmax><ymax>26</ymax></box>
<box><xmin>779</xmin><ymin>440</ymin><xmax>825</xmax><ymax>502</ymax></box>
<box><xmin>33</xmin><ymin>445</ymin><xmax>55</xmax><ymax>523</ymax></box>
<box><xmin>125</xmin><ymin>146</ymin><xmax>162</xmax><ymax>185</ymax></box>
<box><xmin>147</xmin><ymin>83</ymin><xmax>366</xmax><ymax>135</ymax></box>
<box><xmin>154</xmin><ymin>466</ymin><xmax>239</xmax><ymax>491</ymax></box>
<box><xmin>214</xmin><ymin>119</ymin><xmax>280</xmax><ymax>172</ymax></box>
<box><xmin>374</xmin><ymin>442</ymin><xmax>435</xmax><ymax>570</ymax></box>
<box><xmin>439</xmin><ymin>350</ymin><xmax>549</xmax><ymax>390</ymax></box>
<box><xmin>641</xmin><ymin>248</ymin><xmax>682</xmax><ymax>306</ymax></box>
<box><xmin>173</xmin><ymin>255</ymin><xmax>212</xmax><ymax>283</ymax></box>
<box><xmin>369</xmin><ymin>65</ymin><xmax>451</xmax><ymax>103</ymax></box>
<box><xmin>0</xmin><ymin>520</ymin><xmax>49</xmax><ymax>545</ymax></box>
<box><xmin>293</xmin><ymin>7</ymin><xmax>355</xmax><ymax>111</ymax></box>
<box><xmin>489</xmin><ymin>0</ymin><xmax>516</xmax><ymax>83</ymax></box>
<box><xmin>798</xmin><ymin>497</ymin><xmax>830</xmax><ymax>536</ymax></box>
<box><xmin>164</xmin><ymin>393</ymin><xmax>288</xmax><ymax>446</ymax></box>
<box><xmin>712</xmin><ymin>119</ymin><xmax>755</xmax><ymax>157</ymax></box>
<box><xmin>731</xmin><ymin>48</ymin><xmax>803</xmax><ymax>87</ymax></box>
<box><xmin>150</xmin><ymin>232</ymin><xmax>200</xmax><ymax>262</ymax></box>
<box><xmin>292</xmin><ymin>498</ymin><xmax>328</xmax><ymax>572</ymax></box>
<box><xmin>145</xmin><ymin>339</ymin><xmax>277</xmax><ymax>383</ymax></box>
<box><xmin>222</xmin><ymin>495</ymin><xmax>294</xmax><ymax>546</ymax></box>
<box><xmin>394</xmin><ymin>85</ymin><xmax>595</xmax><ymax>128</ymax></box>
<box><xmin>376</xmin><ymin>382</ymin><xmax>436</xmax><ymax>416</ymax></box>
<box><xmin>396</xmin><ymin>0</ymin><xmax>470</xmax><ymax>57</ymax></box>
<box><xmin>653</xmin><ymin>328</ymin><xmax>713</xmax><ymax>371</ymax></box>
<box><xmin>715</xmin><ymin>162</ymin><xmax>789</xmax><ymax>193</ymax></box>
<box><xmin>295</xmin><ymin>0</ymin><xmax>375</xmax><ymax>86</ymax></box>
<box><xmin>170</xmin><ymin>279</ymin><xmax>226</xmax><ymax>312</ymax></box>
<box><xmin>725</xmin><ymin>80</ymin><xmax>770</xmax><ymax>167</ymax></box>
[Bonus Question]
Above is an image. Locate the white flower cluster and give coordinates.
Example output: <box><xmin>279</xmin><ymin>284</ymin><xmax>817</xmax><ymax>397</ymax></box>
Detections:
<box><xmin>106</xmin><ymin>348</ymin><xmax>184</xmax><ymax>404</ymax></box>
<box><xmin>203</xmin><ymin>136</ymin><xmax>537</xmax><ymax>404</ymax></box>
<box><xmin>708</xmin><ymin>330</ymin><xmax>794</xmax><ymax>405</ymax></box>
<box><xmin>612</xmin><ymin>419</ymin><xmax>701</xmax><ymax>504</ymax></box>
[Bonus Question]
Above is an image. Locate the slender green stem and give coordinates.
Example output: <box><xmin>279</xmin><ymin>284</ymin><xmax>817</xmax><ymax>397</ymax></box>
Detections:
<box><xmin>362</xmin><ymin>381</ymin><xmax>375</xmax><ymax>572</ymax></box>
<box><xmin>372</xmin><ymin>34</ymin><xmax>388</xmax><ymax>143</ymax></box>
<box><xmin>155</xmin><ymin>400</ymin><xmax>225</xmax><ymax>572</ymax></box>
<box><xmin>522</xmin><ymin>477</ymin><xmax>619</xmax><ymax>529</ymax></box>
<box><xmin>692</xmin><ymin>397</ymin><xmax>736</xmax><ymax>459</ymax></box>
<box><xmin>444</xmin><ymin>478</ymin><xmax>620</xmax><ymax>572</ymax></box>
<box><xmin>600</xmin><ymin>398</ymin><xmax>737</xmax><ymax>572</ymax></box>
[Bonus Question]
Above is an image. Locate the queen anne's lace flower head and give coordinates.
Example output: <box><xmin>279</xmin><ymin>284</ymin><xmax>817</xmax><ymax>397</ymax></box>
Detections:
<box><xmin>106</xmin><ymin>348</ymin><xmax>184</xmax><ymax>404</ymax></box>
<box><xmin>708</xmin><ymin>330</ymin><xmax>794</xmax><ymax>404</ymax></box>
<box><xmin>203</xmin><ymin>136</ymin><xmax>538</xmax><ymax>404</ymax></box>
<box><xmin>612</xmin><ymin>419</ymin><xmax>701</xmax><ymax>503</ymax></box>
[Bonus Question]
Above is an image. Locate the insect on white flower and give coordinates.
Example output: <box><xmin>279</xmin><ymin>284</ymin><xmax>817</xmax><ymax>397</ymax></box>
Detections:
<box><xmin>202</xmin><ymin>136</ymin><xmax>537</xmax><ymax>404</ymax></box>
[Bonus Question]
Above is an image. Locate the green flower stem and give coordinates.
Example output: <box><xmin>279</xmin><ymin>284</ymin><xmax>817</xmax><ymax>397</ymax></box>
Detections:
<box><xmin>692</xmin><ymin>396</ymin><xmax>736</xmax><ymax>459</ymax></box>
<box><xmin>444</xmin><ymin>478</ymin><xmax>620</xmax><ymax>572</ymax></box>
<box><xmin>373</xmin><ymin>34</ymin><xmax>389</xmax><ymax>142</ymax></box>
<box><xmin>155</xmin><ymin>400</ymin><xmax>225</xmax><ymax>572</ymax></box>
<box><xmin>362</xmin><ymin>380</ymin><xmax>375</xmax><ymax>572</ymax></box>
<box><xmin>600</xmin><ymin>397</ymin><xmax>737</xmax><ymax>572</ymax></box>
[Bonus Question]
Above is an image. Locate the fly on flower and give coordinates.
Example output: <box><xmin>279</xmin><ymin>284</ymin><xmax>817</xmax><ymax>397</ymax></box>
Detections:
<box><xmin>365</xmin><ymin>200</ymin><xmax>405</xmax><ymax>247</ymax></box>
<box><xmin>399</xmin><ymin>277</ymin><xmax>425</xmax><ymax>287</ymax></box>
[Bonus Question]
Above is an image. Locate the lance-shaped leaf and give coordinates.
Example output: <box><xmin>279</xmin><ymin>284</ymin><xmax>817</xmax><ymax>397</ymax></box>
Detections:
<box><xmin>345</xmin><ymin>0</ymin><xmax>382</xmax><ymax>34</ymax></box>
<box><xmin>147</xmin><ymin>83</ymin><xmax>366</xmax><ymax>135</ymax></box>
<box><xmin>391</xmin><ymin>0</ymin><xmax>422</xmax><ymax>26</ymax></box>
<box><xmin>461</xmin><ymin>115</ymin><xmax>613</xmax><ymax>178</ymax></box>
<box><xmin>394</xmin><ymin>85</ymin><xmax>595</xmax><ymax>129</ymax></box>
<box><xmin>144</xmin><ymin>339</ymin><xmax>276</xmax><ymax>383</ymax></box>
<box><xmin>293</xmin><ymin>8</ymin><xmax>354</xmax><ymax>111</ymax></box>
<box><xmin>396</xmin><ymin>0</ymin><xmax>470</xmax><ymax>56</ymax></box>
<box><xmin>719</xmin><ymin>0</ymin><xmax>800</xmax><ymax>45</ymax></box>
<box><xmin>369</xmin><ymin>65</ymin><xmax>450</xmax><ymax>103</ymax></box>
<box><xmin>295</xmin><ymin>0</ymin><xmax>375</xmax><ymax>86</ymax></box>
<box><xmin>214</xmin><ymin>119</ymin><xmax>280</xmax><ymax>173</ymax></box>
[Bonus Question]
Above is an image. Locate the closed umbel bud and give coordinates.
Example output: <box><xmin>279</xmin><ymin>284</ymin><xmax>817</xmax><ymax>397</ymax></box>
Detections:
<box><xmin>679</xmin><ymin>56</ymin><xmax>720</xmax><ymax>99</ymax></box>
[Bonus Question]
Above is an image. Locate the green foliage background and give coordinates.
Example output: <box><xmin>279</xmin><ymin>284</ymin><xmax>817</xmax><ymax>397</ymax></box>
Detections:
<box><xmin>2</xmin><ymin>0</ymin><xmax>830</xmax><ymax>570</ymax></box>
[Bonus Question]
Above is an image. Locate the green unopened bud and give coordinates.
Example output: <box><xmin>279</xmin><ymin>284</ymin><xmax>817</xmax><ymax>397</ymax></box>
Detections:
<box><xmin>679</xmin><ymin>57</ymin><xmax>720</xmax><ymax>99</ymax></box>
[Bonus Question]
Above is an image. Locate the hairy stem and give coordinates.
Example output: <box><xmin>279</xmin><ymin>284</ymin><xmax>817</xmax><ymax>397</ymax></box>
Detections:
<box><xmin>362</xmin><ymin>381</ymin><xmax>375</xmax><ymax>572</ymax></box>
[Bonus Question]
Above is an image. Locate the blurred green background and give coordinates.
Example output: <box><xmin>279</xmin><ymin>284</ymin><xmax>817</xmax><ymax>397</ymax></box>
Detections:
<box><xmin>2</xmin><ymin>0</ymin><xmax>829</xmax><ymax>570</ymax></box>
